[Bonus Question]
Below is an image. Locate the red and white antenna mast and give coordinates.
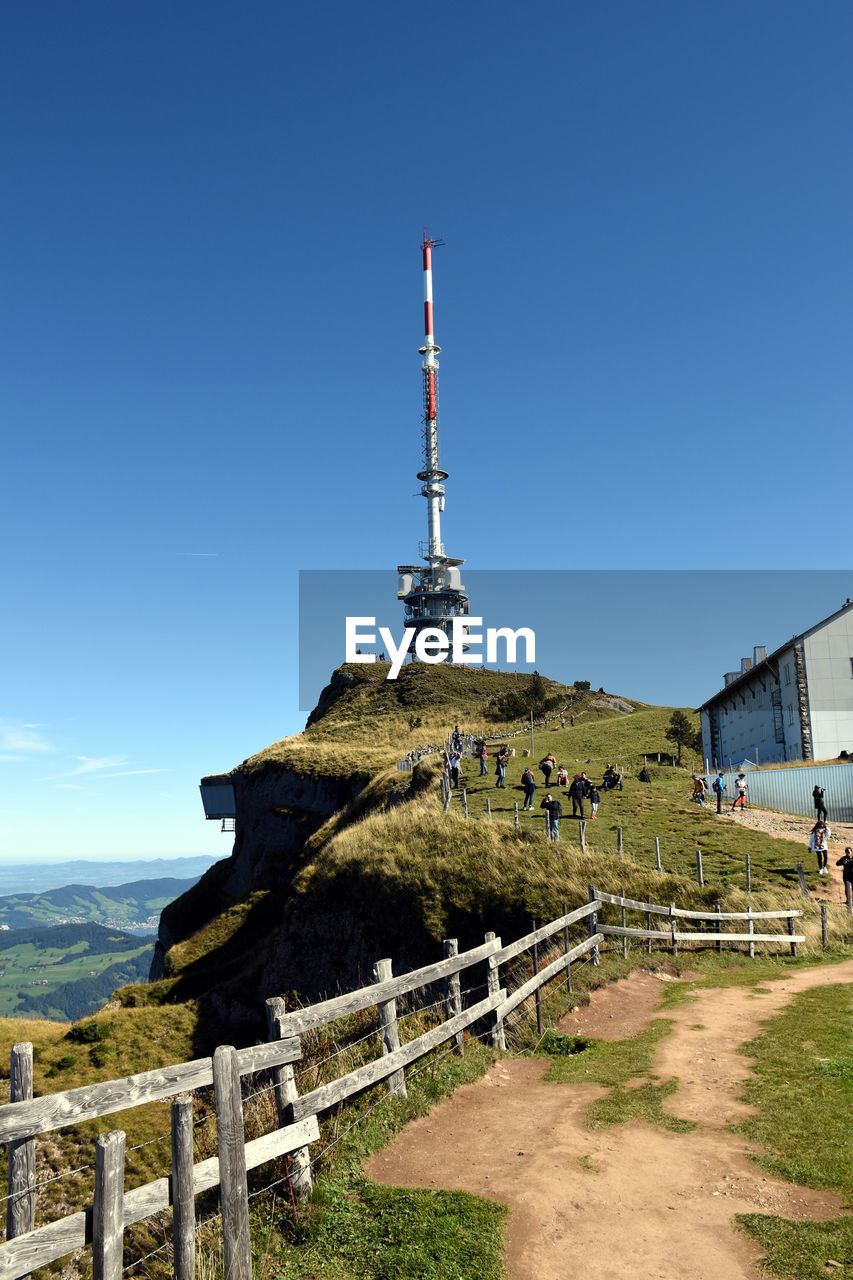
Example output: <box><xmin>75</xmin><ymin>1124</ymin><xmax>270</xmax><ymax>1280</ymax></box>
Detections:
<box><xmin>418</xmin><ymin>229</ymin><xmax>447</xmax><ymax>560</ymax></box>
<box><xmin>397</xmin><ymin>230</ymin><xmax>469</xmax><ymax>649</ymax></box>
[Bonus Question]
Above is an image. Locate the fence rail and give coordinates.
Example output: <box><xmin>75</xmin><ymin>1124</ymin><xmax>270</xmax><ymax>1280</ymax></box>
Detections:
<box><xmin>0</xmin><ymin>885</ymin><xmax>824</xmax><ymax>1280</ymax></box>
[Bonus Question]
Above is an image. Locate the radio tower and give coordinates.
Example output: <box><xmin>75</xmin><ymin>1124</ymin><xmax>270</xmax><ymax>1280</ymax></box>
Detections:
<box><xmin>397</xmin><ymin>231</ymin><xmax>470</xmax><ymax>654</ymax></box>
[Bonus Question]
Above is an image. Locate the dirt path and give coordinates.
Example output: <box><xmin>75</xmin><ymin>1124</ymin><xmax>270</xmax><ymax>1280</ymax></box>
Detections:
<box><xmin>367</xmin><ymin>960</ymin><xmax>853</xmax><ymax>1280</ymax></box>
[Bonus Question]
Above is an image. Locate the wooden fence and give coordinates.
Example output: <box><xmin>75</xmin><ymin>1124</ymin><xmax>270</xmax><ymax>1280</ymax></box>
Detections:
<box><xmin>0</xmin><ymin>890</ymin><xmax>806</xmax><ymax>1280</ymax></box>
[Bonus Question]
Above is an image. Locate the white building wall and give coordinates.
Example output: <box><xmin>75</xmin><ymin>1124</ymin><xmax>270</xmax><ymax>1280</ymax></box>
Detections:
<box><xmin>803</xmin><ymin>610</ymin><xmax>853</xmax><ymax>758</ymax></box>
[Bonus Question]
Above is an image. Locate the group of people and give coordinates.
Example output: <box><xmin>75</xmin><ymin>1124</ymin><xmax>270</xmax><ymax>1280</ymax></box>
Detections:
<box><xmin>689</xmin><ymin>772</ymin><xmax>749</xmax><ymax>814</ymax></box>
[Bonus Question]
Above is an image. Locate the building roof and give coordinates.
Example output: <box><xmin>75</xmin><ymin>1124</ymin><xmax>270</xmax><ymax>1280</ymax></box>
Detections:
<box><xmin>698</xmin><ymin>598</ymin><xmax>853</xmax><ymax>713</ymax></box>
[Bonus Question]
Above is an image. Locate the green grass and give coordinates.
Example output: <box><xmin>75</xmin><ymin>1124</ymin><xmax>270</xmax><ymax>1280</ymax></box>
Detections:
<box><xmin>542</xmin><ymin>1018</ymin><xmax>675</xmax><ymax>1086</ymax></box>
<box><xmin>737</xmin><ymin>1216</ymin><xmax>853</xmax><ymax>1280</ymax></box>
<box><xmin>738</xmin><ymin>984</ymin><xmax>853</xmax><ymax>1194</ymax></box>
<box><xmin>584</xmin><ymin>1078</ymin><xmax>696</xmax><ymax>1132</ymax></box>
<box><xmin>734</xmin><ymin>983</ymin><xmax>853</xmax><ymax>1279</ymax></box>
<box><xmin>251</xmin><ymin>1042</ymin><xmax>507</xmax><ymax>1280</ymax></box>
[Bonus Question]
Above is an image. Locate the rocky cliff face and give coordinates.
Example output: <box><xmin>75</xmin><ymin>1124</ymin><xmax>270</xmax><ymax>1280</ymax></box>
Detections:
<box><xmin>149</xmin><ymin>759</ymin><xmax>367</xmax><ymax>981</ymax></box>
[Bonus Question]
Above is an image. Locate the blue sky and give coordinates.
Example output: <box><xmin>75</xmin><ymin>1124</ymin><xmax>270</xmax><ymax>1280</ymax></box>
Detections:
<box><xmin>3</xmin><ymin>1</ymin><xmax>851</xmax><ymax>860</ymax></box>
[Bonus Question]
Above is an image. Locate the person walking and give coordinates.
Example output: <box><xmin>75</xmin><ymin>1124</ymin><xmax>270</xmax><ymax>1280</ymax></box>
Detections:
<box><xmin>478</xmin><ymin>743</ymin><xmax>488</xmax><ymax>776</ymax></box>
<box><xmin>495</xmin><ymin>746</ymin><xmax>508</xmax><ymax>789</ymax></box>
<box><xmin>521</xmin><ymin>766</ymin><xmax>536</xmax><ymax>810</ymax></box>
<box><xmin>560</xmin><ymin>714</ymin><xmax>566</xmax><ymax>729</ymax></box>
<box><xmin>712</xmin><ymin>772</ymin><xmax>725</xmax><ymax>813</ymax></box>
<box><xmin>450</xmin><ymin>751</ymin><xmax>461</xmax><ymax>789</ymax></box>
<box><xmin>692</xmin><ymin>776</ymin><xmax>707</xmax><ymax>807</ymax></box>
<box><xmin>540</xmin><ymin>793</ymin><xmax>562</xmax><ymax>841</ymax></box>
<box><xmin>569</xmin><ymin>774</ymin><xmax>585</xmax><ymax>819</ymax></box>
<box><xmin>812</xmin><ymin>785</ymin><xmax>828</xmax><ymax>822</ymax></box>
<box><xmin>589</xmin><ymin>784</ymin><xmax>600</xmax><ymax>818</ymax></box>
<box><xmin>809</xmin><ymin>821</ymin><xmax>830</xmax><ymax>875</ymax></box>
<box><xmin>539</xmin><ymin>755</ymin><xmax>555</xmax><ymax>787</ymax></box>
<box><xmin>836</xmin><ymin>847</ymin><xmax>853</xmax><ymax>891</ymax></box>
<box><xmin>731</xmin><ymin>774</ymin><xmax>748</xmax><ymax>810</ymax></box>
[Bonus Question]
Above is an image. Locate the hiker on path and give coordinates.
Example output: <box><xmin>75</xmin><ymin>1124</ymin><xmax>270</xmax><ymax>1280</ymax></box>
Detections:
<box><xmin>731</xmin><ymin>774</ymin><xmax>748</xmax><ymax>810</ymax></box>
<box><xmin>589</xmin><ymin>785</ymin><xmax>600</xmax><ymax>818</ymax></box>
<box><xmin>521</xmin><ymin>767</ymin><xmax>536</xmax><ymax>810</ymax></box>
<box><xmin>813</xmin><ymin>785</ymin><xmax>828</xmax><ymax>822</ymax></box>
<box><xmin>540</xmin><ymin>793</ymin><xmax>562</xmax><ymax>841</ymax></box>
<box><xmin>560</xmin><ymin>714</ymin><xmax>566</xmax><ymax>729</ymax></box>
<box><xmin>712</xmin><ymin>772</ymin><xmax>725</xmax><ymax>813</ymax></box>
<box><xmin>478</xmin><ymin>743</ymin><xmax>488</xmax><ymax>776</ymax></box>
<box><xmin>495</xmin><ymin>746</ymin><xmax>509</xmax><ymax>789</ymax></box>
<box><xmin>539</xmin><ymin>754</ymin><xmax>555</xmax><ymax>786</ymax></box>
<box><xmin>569</xmin><ymin>774</ymin><xmax>586</xmax><ymax>819</ymax></box>
<box><xmin>692</xmin><ymin>776</ymin><xmax>707</xmax><ymax>807</ymax></box>
<box><xmin>450</xmin><ymin>752</ymin><xmax>461</xmax><ymax>789</ymax></box>
<box><xmin>836</xmin><ymin>847</ymin><xmax>853</xmax><ymax>888</ymax></box>
<box><xmin>809</xmin><ymin>820</ymin><xmax>831</xmax><ymax>875</ymax></box>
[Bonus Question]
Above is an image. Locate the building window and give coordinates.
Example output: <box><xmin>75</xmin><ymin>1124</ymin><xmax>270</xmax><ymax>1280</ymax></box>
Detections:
<box><xmin>740</xmin><ymin>733</ymin><xmax>745</xmax><ymax>748</ymax></box>
<box><xmin>784</xmin><ymin>663</ymin><xmax>792</xmax><ymax>685</ymax></box>
<box><xmin>787</xmin><ymin>705</ymin><xmax>795</xmax><ymax>725</ymax></box>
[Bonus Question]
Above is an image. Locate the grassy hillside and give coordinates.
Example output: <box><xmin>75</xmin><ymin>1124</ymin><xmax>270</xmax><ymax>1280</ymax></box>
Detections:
<box><xmin>0</xmin><ymin>876</ymin><xmax>200</xmax><ymax>931</ymax></box>
<box><xmin>0</xmin><ymin>923</ymin><xmax>154</xmax><ymax>1020</ymax></box>
<box><xmin>239</xmin><ymin>662</ymin><xmax>600</xmax><ymax>778</ymax></box>
<box><xmin>1</xmin><ymin>663</ymin><xmax>851</xmax><ymax>1280</ymax></box>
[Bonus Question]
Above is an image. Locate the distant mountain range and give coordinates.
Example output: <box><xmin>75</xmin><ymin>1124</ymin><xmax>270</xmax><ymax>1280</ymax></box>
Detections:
<box><xmin>0</xmin><ymin>922</ymin><xmax>154</xmax><ymax>1022</ymax></box>
<box><xmin>0</xmin><ymin>856</ymin><xmax>220</xmax><ymax>897</ymax></box>
<box><xmin>0</xmin><ymin>876</ymin><xmax>203</xmax><ymax>932</ymax></box>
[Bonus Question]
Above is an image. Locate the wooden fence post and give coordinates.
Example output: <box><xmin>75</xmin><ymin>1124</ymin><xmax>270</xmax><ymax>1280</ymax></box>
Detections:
<box><xmin>745</xmin><ymin>853</ymin><xmax>751</xmax><ymax>894</ymax></box>
<box><xmin>373</xmin><ymin>959</ymin><xmax>407</xmax><ymax>1098</ymax></box>
<box><xmin>462</xmin><ymin>790</ymin><xmax>468</xmax><ymax>819</ymax></box>
<box><xmin>562</xmin><ymin>902</ymin><xmax>572</xmax><ymax>992</ymax></box>
<box><xmin>747</xmin><ymin>910</ymin><xmax>755</xmax><ymax>959</ymax></box>
<box><xmin>171</xmin><ymin>1095</ymin><xmax>195</xmax><ymax>1280</ymax></box>
<box><xmin>579</xmin><ymin>821</ymin><xmax>586</xmax><ymax>853</ymax></box>
<box><xmin>654</xmin><ymin>837</ymin><xmax>662</xmax><ymax>874</ymax></box>
<box><xmin>695</xmin><ymin>849</ymin><xmax>704</xmax><ymax>887</ymax></box>
<box><xmin>6</xmin><ymin>1042</ymin><xmax>35</xmax><ymax>1239</ymax></box>
<box><xmin>213</xmin><ymin>1046</ymin><xmax>251</xmax><ymax>1280</ymax></box>
<box><xmin>620</xmin><ymin>888</ymin><xmax>628</xmax><ymax>959</ymax></box>
<box><xmin>486</xmin><ymin>798</ymin><xmax>492</xmax><ymax>820</ymax></box>
<box><xmin>796</xmin><ymin>863</ymin><xmax>809</xmax><ymax>897</ymax></box>
<box><xmin>443</xmin><ymin>939</ymin><xmax>463</xmax><ymax>1054</ymax></box>
<box><xmin>821</xmin><ymin>904</ymin><xmax>828</xmax><ymax>949</ymax></box>
<box><xmin>847</xmin><ymin>881</ymin><xmax>852</xmax><ymax>915</ymax></box>
<box><xmin>544</xmin><ymin>812</ymin><xmax>551</xmax><ymax>840</ymax></box>
<box><xmin>93</xmin><ymin>1131</ymin><xmax>125</xmax><ymax>1280</ymax></box>
<box><xmin>588</xmin><ymin>887</ymin><xmax>599</xmax><ymax>965</ymax></box>
<box><xmin>513</xmin><ymin>802</ymin><xmax>519</xmax><ymax>831</ymax></box>
<box><xmin>266</xmin><ymin>999</ymin><xmax>313</xmax><ymax>1202</ymax></box>
<box><xmin>485</xmin><ymin>932</ymin><xmax>506</xmax><ymax>1051</ymax></box>
<box><xmin>617</xmin><ymin>828</ymin><xmax>623</xmax><ymax>858</ymax></box>
<box><xmin>787</xmin><ymin>915</ymin><xmax>797</xmax><ymax>958</ymax></box>
<box><xmin>669</xmin><ymin>904</ymin><xmax>677</xmax><ymax>958</ymax></box>
<box><xmin>646</xmin><ymin>896</ymin><xmax>652</xmax><ymax>955</ymax></box>
<box><xmin>715</xmin><ymin>903</ymin><xmax>722</xmax><ymax>954</ymax></box>
<box><xmin>531</xmin><ymin>924</ymin><xmax>542</xmax><ymax>1036</ymax></box>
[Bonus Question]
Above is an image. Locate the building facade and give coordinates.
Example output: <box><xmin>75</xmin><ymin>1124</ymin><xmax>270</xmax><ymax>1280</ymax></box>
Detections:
<box><xmin>699</xmin><ymin>600</ymin><xmax>853</xmax><ymax>768</ymax></box>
